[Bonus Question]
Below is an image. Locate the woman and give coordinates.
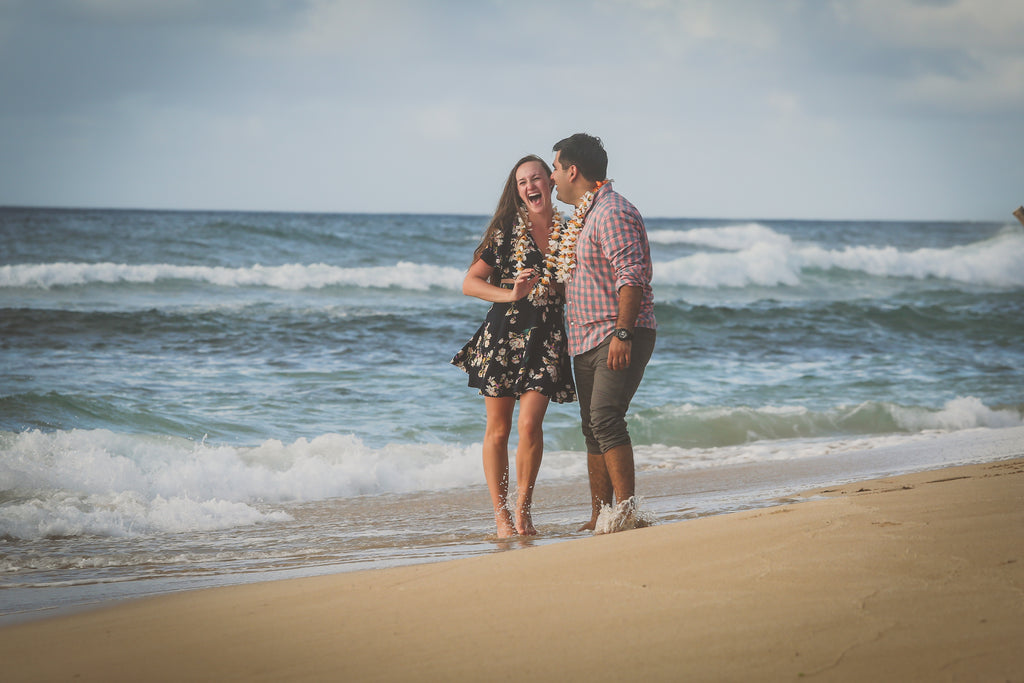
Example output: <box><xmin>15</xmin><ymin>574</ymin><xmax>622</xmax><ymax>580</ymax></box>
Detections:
<box><xmin>451</xmin><ymin>154</ymin><xmax>576</xmax><ymax>537</ymax></box>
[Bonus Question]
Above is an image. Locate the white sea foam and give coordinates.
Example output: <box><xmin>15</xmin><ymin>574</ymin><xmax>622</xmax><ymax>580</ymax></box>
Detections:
<box><xmin>889</xmin><ymin>396</ymin><xmax>1024</xmax><ymax>431</ymax></box>
<box><xmin>0</xmin><ymin>430</ymin><xmax>487</xmax><ymax>540</ymax></box>
<box><xmin>630</xmin><ymin>399</ymin><xmax>1024</xmax><ymax>474</ymax></box>
<box><xmin>648</xmin><ymin>223</ymin><xmax>791</xmax><ymax>250</ymax></box>
<box><xmin>655</xmin><ymin>238</ymin><xmax>802</xmax><ymax>287</ymax></box>
<box><xmin>652</xmin><ymin>223</ymin><xmax>1024</xmax><ymax>289</ymax></box>
<box><xmin>797</xmin><ymin>230</ymin><xmax>1024</xmax><ymax>286</ymax></box>
<box><xmin>2</xmin><ymin>397</ymin><xmax>1018</xmax><ymax>540</ymax></box>
<box><xmin>4</xmin><ymin>226</ymin><xmax>1022</xmax><ymax>293</ymax></box>
<box><xmin>632</xmin><ymin>397</ymin><xmax>1024</xmax><ymax>450</ymax></box>
<box><xmin>630</xmin><ymin>429</ymin><xmax>993</xmax><ymax>476</ymax></box>
<box><xmin>0</xmin><ymin>493</ymin><xmax>286</xmax><ymax>541</ymax></box>
<box><xmin>0</xmin><ymin>261</ymin><xmax>466</xmax><ymax>291</ymax></box>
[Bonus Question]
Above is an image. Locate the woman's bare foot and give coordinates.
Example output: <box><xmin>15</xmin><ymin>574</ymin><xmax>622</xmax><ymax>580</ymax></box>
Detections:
<box><xmin>515</xmin><ymin>507</ymin><xmax>537</xmax><ymax>536</ymax></box>
<box><xmin>495</xmin><ymin>507</ymin><xmax>517</xmax><ymax>538</ymax></box>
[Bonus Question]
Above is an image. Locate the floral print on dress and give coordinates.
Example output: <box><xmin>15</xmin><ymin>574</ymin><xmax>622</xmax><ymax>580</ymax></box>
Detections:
<box><xmin>451</xmin><ymin>223</ymin><xmax>576</xmax><ymax>404</ymax></box>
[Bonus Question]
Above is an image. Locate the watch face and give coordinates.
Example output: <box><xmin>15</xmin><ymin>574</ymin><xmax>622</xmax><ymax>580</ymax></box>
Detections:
<box><xmin>615</xmin><ymin>329</ymin><xmax>630</xmax><ymax>340</ymax></box>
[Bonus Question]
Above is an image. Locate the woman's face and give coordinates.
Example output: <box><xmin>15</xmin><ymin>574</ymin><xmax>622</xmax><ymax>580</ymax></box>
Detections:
<box><xmin>515</xmin><ymin>160</ymin><xmax>554</xmax><ymax>214</ymax></box>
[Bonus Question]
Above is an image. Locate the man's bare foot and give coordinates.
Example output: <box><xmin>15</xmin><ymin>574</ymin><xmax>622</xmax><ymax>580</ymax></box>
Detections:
<box><xmin>495</xmin><ymin>508</ymin><xmax>516</xmax><ymax>538</ymax></box>
<box><xmin>577</xmin><ymin>518</ymin><xmax>598</xmax><ymax>532</ymax></box>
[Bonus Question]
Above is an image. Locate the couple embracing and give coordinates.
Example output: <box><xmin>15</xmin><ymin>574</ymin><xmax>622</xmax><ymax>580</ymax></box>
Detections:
<box><xmin>452</xmin><ymin>133</ymin><xmax>657</xmax><ymax>537</ymax></box>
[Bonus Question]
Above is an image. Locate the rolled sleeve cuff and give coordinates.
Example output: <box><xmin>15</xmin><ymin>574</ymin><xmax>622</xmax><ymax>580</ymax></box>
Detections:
<box><xmin>615</xmin><ymin>265</ymin><xmax>648</xmax><ymax>292</ymax></box>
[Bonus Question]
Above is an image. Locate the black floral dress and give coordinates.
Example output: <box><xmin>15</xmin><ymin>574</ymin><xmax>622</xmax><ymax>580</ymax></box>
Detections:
<box><xmin>451</xmin><ymin>227</ymin><xmax>576</xmax><ymax>403</ymax></box>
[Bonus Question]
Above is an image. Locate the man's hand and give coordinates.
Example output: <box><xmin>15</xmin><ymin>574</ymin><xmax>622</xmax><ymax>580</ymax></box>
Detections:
<box><xmin>607</xmin><ymin>337</ymin><xmax>631</xmax><ymax>370</ymax></box>
<box><xmin>610</xmin><ymin>285</ymin><xmax>641</xmax><ymax>370</ymax></box>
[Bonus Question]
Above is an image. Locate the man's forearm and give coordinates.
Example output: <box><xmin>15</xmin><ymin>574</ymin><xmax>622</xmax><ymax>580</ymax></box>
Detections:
<box><xmin>616</xmin><ymin>285</ymin><xmax>642</xmax><ymax>330</ymax></box>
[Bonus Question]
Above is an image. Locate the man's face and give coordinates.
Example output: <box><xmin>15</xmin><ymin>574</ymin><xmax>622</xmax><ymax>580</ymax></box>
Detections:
<box><xmin>550</xmin><ymin>151</ymin><xmax>574</xmax><ymax>205</ymax></box>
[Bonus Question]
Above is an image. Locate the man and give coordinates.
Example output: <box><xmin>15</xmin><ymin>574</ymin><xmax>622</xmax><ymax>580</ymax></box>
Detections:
<box><xmin>550</xmin><ymin>133</ymin><xmax>656</xmax><ymax>533</ymax></box>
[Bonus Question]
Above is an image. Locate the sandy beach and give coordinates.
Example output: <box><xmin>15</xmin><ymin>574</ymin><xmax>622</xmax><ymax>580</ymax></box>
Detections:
<box><xmin>2</xmin><ymin>456</ymin><xmax>1022</xmax><ymax>682</ymax></box>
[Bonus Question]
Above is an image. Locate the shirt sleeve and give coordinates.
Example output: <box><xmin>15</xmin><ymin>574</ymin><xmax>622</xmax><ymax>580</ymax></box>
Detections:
<box><xmin>596</xmin><ymin>205</ymin><xmax>651</xmax><ymax>292</ymax></box>
<box><xmin>480</xmin><ymin>245</ymin><xmax>498</xmax><ymax>268</ymax></box>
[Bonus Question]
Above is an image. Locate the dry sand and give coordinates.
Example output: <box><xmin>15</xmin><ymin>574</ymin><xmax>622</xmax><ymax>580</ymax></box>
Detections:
<box><xmin>2</xmin><ymin>458</ymin><xmax>1022</xmax><ymax>682</ymax></box>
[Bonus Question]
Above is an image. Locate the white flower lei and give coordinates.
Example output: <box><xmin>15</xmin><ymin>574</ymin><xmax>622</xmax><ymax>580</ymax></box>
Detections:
<box><xmin>512</xmin><ymin>208</ymin><xmax>563</xmax><ymax>304</ymax></box>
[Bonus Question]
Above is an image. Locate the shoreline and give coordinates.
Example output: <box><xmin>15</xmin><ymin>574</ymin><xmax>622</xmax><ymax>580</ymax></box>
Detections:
<box><xmin>2</xmin><ymin>455</ymin><xmax>1022</xmax><ymax>682</ymax></box>
<box><xmin>5</xmin><ymin>426</ymin><xmax>1022</xmax><ymax>628</ymax></box>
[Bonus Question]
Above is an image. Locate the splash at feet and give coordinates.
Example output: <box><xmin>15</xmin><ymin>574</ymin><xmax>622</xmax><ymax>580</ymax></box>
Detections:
<box><xmin>593</xmin><ymin>496</ymin><xmax>656</xmax><ymax>535</ymax></box>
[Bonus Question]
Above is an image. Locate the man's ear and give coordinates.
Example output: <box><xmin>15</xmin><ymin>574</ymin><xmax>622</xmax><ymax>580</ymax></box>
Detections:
<box><xmin>568</xmin><ymin>164</ymin><xmax>579</xmax><ymax>182</ymax></box>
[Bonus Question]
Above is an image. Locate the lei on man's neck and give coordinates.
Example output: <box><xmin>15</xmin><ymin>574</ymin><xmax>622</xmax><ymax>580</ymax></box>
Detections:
<box><xmin>512</xmin><ymin>180</ymin><xmax>611</xmax><ymax>304</ymax></box>
<box><xmin>548</xmin><ymin>179</ymin><xmax>610</xmax><ymax>285</ymax></box>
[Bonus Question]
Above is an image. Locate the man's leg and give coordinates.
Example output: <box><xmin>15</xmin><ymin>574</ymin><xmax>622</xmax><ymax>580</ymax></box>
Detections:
<box><xmin>577</xmin><ymin>330</ymin><xmax>655</xmax><ymax>529</ymax></box>
<box><xmin>588</xmin><ymin>328</ymin><xmax>656</xmax><ymax>508</ymax></box>
<box><xmin>582</xmin><ymin>452</ymin><xmax>613</xmax><ymax>531</ymax></box>
<box><xmin>574</xmin><ymin>345</ymin><xmax>609</xmax><ymax>531</ymax></box>
<box><xmin>602</xmin><ymin>443</ymin><xmax>635</xmax><ymax>505</ymax></box>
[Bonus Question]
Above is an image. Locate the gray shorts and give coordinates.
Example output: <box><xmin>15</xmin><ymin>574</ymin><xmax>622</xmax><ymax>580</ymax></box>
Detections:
<box><xmin>573</xmin><ymin>328</ymin><xmax>656</xmax><ymax>454</ymax></box>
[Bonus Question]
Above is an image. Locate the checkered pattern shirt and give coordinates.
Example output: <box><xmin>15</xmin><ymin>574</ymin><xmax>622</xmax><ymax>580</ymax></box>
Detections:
<box><xmin>565</xmin><ymin>183</ymin><xmax>656</xmax><ymax>356</ymax></box>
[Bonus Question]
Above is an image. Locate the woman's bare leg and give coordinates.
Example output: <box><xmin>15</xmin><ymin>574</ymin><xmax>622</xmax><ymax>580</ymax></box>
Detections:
<box><xmin>483</xmin><ymin>396</ymin><xmax>516</xmax><ymax>537</ymax></box>
<box><xmin>514</xmin><ymin>390</ymin><xmax>550</xmax><ymax>535</ymax></box>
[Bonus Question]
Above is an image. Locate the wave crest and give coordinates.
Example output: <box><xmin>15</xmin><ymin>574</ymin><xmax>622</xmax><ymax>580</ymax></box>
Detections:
<box><xmin>652</xmin><ymin>223</ymin><xmax>1024</xmax><ymax>289</ymax></box>
<box><xmin>0</xmin><ymin>430</ymin><xmax>482</xmax><ymax>540</ymax></box>
<box><xmin>0</xmin><ymin>261</ymin><xmax>465</xmax><ymax>291</ymax></box>
<box><xmin>632</xmin><ymin>396</ymin><xmax>1024</xmax><ymax>449</ymax></box>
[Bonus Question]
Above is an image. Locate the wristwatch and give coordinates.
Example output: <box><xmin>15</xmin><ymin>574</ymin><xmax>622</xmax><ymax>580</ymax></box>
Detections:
<box><xmin>613</xmin><ymin>328</ymin><xmax>634</xmax><ymax>341</ymax></box>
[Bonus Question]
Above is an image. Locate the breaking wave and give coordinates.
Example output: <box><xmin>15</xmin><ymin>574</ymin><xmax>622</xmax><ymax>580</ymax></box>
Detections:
<box><xmin>650</xmin><ymin>223</ymin><xmax>1024</xmax><ymax>289</ymax></box>
<box><xmin>3</xmin><ymin>397</ymin><xmax>1018</xmax><ymax>540</ymax></box>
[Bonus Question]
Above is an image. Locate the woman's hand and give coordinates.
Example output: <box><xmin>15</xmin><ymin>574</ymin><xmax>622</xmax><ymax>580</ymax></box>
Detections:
<box><xmin>508</xmin><ymin>268</ymin><xmax>540</xmax><ymax>301</ymax></box>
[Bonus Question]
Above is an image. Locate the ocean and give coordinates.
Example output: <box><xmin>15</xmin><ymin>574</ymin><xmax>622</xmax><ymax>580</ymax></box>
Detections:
<box><xmin>2</xmin><ymin>206</ymin><xmax>1023</xmax><ymax>623</ymax></box>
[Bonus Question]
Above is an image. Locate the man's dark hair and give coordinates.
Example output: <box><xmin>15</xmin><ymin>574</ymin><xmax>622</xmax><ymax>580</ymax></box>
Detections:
<box><xmin>553</xmin><ymin>133</ymin><xmax>608</xmax><ymax>183</ymax></box>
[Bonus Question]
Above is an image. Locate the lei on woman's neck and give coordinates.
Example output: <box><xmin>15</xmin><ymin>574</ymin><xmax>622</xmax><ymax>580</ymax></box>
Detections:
<box><xmin>512</xmin><ymin>208</ymin><xmax>563</xmax><ymax>304</ymax></box>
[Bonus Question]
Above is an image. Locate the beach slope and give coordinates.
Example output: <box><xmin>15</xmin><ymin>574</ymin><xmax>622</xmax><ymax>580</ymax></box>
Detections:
<box><xmin>2</xmin><ymin>458</ymin><xmax>1022</xmax><ymax>682</ymax></box>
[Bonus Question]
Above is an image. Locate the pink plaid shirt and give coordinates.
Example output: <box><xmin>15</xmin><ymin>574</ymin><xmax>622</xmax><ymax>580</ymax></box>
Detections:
<box><xmin>565</xmin><ymin>183</ymin><xmax>656</xmax><ymax>356</ymax></box>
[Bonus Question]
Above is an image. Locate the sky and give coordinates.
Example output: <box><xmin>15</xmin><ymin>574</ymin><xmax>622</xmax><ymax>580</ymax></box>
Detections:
<box><xmin>1</xmin><ymin>0</ymin><xmax>1022</xmax><ymax>221</ymax></box>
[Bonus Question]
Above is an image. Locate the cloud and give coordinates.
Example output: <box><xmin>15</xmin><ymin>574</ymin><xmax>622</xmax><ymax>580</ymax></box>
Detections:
<box><xmin>844</xmin><ymin>0</ymin><xmax>1024</xmax><ymax>49</ymax></box>
<box><xmin>840</xmin><ymin>0</ymin><xmax>1024</xmax><ymax>111</ymax></box>
<box><xmin>0</xmin><ymin>0</ymin><xmax>1021</xmax><ymax>219</ymax></box>
<box><xmin>609</xmin><ymin>0</ymin><xmax>1024</xmax><ymax>116</ymax></box>
<box><xmin>614</xmin><ymin>0</ymin><xmax>787</xmax><ymax>52</ymax></box>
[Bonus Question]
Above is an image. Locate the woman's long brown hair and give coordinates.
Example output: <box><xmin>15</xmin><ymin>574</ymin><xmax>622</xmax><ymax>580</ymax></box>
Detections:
<box><xmin>470</xmin><ymin>154</ymin><xmax>552</xmax><ymax>285</ymax></box>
